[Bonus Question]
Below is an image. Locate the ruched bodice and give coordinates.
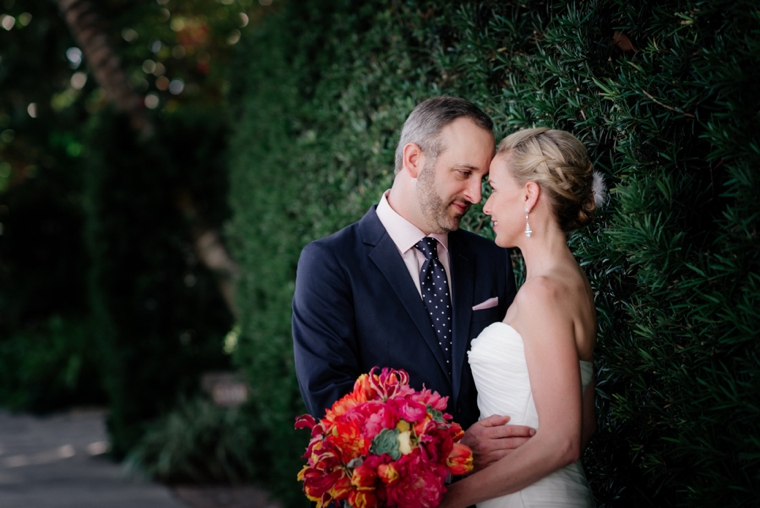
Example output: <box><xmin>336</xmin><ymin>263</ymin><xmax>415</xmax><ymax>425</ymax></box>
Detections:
<box><xmin>468</xmin><ymin>322</ymin><xmax>595</xmax><ymax>508</ymax></box>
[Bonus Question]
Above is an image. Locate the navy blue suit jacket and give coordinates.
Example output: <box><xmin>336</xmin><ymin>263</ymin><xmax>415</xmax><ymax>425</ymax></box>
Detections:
<box><xmin>293</xmin><ymin>206</ymin><xmax>516</xmax><ymax>430</ymax></box>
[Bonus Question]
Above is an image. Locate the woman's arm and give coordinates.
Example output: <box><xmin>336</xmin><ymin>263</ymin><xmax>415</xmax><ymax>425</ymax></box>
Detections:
<box><xmin>440</xmin><ymin>278</ymin><xmax>585</xmax><ymax>508</ymax></box>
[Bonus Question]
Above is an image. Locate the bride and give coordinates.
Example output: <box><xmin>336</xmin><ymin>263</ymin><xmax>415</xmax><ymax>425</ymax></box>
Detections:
<box><xmin>441</xmin><ymin>128</ymin><xmax>602</xmax><ymax>508</ymax></box>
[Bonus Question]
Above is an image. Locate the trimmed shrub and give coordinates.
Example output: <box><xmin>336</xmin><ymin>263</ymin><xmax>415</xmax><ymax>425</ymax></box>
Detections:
<box><xmin>124</xmin><ymin>397</ymin><xmax>261</xmax><ymax>484</ymax></box>
<box><xmin>228</xmin><ymin>0</ymin><xmax>759</xmax><ymax>505</ymax></box>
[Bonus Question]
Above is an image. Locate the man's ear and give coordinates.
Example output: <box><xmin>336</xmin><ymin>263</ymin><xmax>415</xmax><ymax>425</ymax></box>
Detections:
<box><xmin>524</xmin><ymin>181</ymin><xmax>540</xmax><ymax>212</ymax></box>
<box><xmin>402</xmin><ymin>142</ymin><xmax>424</xmax><ymax>178</ymax></box>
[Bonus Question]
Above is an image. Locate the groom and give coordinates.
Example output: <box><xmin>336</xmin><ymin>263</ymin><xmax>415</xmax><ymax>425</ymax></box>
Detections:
<box><xmin>293</xmin><ymin>96</ymin><xmax>533</xmax><ymax>469</ymax></box>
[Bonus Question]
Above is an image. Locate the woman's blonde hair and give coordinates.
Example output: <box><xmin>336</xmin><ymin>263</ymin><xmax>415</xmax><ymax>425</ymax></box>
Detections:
<box><xmin>497</xmin><ymin>127</ymin><xmax>596</xmax><ymax>231</ymax></box>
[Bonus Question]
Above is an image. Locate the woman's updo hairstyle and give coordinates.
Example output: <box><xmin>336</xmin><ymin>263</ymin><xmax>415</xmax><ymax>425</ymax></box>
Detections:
<box><xmin>497</xmin><ymin>127</ymin><xmax>597</xmax><ymax>231</ymax></box>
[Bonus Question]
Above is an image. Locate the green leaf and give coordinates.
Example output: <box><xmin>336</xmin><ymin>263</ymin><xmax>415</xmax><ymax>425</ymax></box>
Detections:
<box><xmin>369</xmin><ymin>428</ymin><xmax>401</xmax><ymax>460</ymax></box>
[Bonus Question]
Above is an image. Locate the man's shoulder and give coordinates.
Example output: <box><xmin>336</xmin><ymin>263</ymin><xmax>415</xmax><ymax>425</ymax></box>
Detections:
<box><xmin>303</xmin><ymin>218</ymin><xmax>363</xmax><ymax>254</ymax></box>
<box><xmin>300</xmin><ymin>206</ymin><xmax>380</xmax><ymax>258</ymax></box>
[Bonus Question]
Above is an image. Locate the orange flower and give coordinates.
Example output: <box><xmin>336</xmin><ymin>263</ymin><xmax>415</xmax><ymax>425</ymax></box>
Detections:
<box><xmin>353</xmin><ymin>373</ymin><xmax>377</xmax><ymax>401</ymax></box>
<box><xmin>329</xmin><ymin>420</ymin><xmax>370</xmax><ymax>462</ymax></box>
<box><xmin>413</xmin><ymin>414</ymin><xmax>433</xmax><ymax>437</ymax></box>
<box><xmin>446</xmin><ymin>442</ymin><xmax>474</xmax><ymax>475</ymax></box>
<box><xmin>324</xmin><ymin>390</ymin><xmax>365</xmax><ymax>427</ymax></box>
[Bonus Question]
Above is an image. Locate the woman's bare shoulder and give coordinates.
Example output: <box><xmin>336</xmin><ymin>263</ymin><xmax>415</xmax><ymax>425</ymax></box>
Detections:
<box><xmin>514</xmin><ymin>274</ymin><xmax>573</xmax><ymax>311</ymax></box>
<box><xmin>512</xmin><ymin>273</ymin><xmax>588</xmax><ymax>339</ymax></box>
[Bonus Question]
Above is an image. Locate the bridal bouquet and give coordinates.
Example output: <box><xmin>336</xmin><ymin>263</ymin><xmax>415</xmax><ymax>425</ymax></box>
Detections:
<box><xmin>295</xmin><ymin>367</ymin><xmax>473</xmax><ymax>508</ymax></box>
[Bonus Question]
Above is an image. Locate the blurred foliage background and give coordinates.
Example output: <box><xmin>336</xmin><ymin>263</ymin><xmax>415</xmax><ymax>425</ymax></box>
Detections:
<box><xmin>1</xmin><ymin>0</ymin><xmax>758</xmax><ymax>507</ymax></box>
<box><xmin>0</xmin><ymin>0</ymin><xmax>249</xmax><ymax>464</ymax></box>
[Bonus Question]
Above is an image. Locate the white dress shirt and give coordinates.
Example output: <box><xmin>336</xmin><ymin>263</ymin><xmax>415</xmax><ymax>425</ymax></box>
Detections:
<box><xmin>375</xmin><ymin>190</ymin><xmax>452</xmax><ymax>297</ymax></box>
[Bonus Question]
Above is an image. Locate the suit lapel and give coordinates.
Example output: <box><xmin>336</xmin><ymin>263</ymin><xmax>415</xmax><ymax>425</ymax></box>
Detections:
<box><xmin>360</xmin><ymin>208</ymin><xmax>449</xmax><ymax>379</ymax></box>
<box><xmin>368</xmin><ymin>235</ymin><xmax>450</xmax><ymax>378</ymax></box>
<box><xmin>449</xmin><ymin>231</ymin><xmax>475</xmax><ymax>397</ymax></box>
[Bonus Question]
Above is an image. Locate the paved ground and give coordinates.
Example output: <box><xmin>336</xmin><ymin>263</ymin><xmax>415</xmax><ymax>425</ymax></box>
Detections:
<box><xmin>0</xmin><ymin>409</ymin><xmax>280</xmax><ymax>508</ymax></box>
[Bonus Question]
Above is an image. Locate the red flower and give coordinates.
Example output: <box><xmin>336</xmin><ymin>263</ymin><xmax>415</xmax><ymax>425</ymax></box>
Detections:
<box><xmin>417</xmin><ymin>425</ymin><xmax>453</xmax><ymax>464</ymax></box>
<box><xmin>299</xmin><ymin>466</ymin><xmax>350</xmax><ymax>506</ymax></box>
<box><xmin>385</xmin><ymin>449</ymin><xmax>447</xmax><ymax>508</ymax></box>
<box><xmin>349</xmin><ymin>488</ymin><xmax>379</xmax><ymax>508</ymax></box>
<box><xmin>377</xmin><ymin>462</ymin><xmax>399</xmax><ymax>485</ymax></box>
<box><xmin>295</xmin><ymin>413</ymin><xmax>316</xmax><ymax>431</ymax></box>
<box><xmin>330</xmin><ymin>469</ymin><xmax>353</xmax><ymax>502</ymax></box>
<box><xmin>448</xmin><ymin>421</ymin><xmax>465</xmax><ymax>441</ymax></box>
<box><xmin>350</xmin><ymin>462</ymin><xmax>380</xmax><ymax>508</ymax></box>
<box><xmin>309</xmin><ymin>439</ymin><xmax>343</xmax><ymax>471</ymax></box>
<box><xmin>351</xmin><ymin>463</ymin><xmax>377</xmax><ymax>489</ymax></box>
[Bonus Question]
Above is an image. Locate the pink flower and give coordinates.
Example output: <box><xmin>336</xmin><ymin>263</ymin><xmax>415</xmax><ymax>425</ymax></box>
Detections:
<box><xmin>388</xmin><ymin>397</ymin><xmax>428</xmax><ymax>423</ymax></box>
<box><xmin>357</xmin><ymin>401</ymin><xmax>399</xmax><ymax>439</ymax></box>
<box><xmin>368</xmin><ymin>367</ymin><xmax>413</xmax><ymax>400</ymax></box>
<box><xmin>411</xmin><ymin>386</ymin><xmax>448</xmax><ymax>412</ymax></box>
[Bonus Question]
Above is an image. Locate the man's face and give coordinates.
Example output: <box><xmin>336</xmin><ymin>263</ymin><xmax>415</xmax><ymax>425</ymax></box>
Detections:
<box><xmin>416</xmin><ymin>117</ymin><xmax>495</xmax><ymax>234</ymax></box>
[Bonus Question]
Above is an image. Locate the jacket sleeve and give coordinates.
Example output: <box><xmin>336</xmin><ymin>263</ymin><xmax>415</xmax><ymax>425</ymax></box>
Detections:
<box><xmin>292</xmin><ymin>240</ymin><xmax>360</xmax><ymax>418</ymax></box>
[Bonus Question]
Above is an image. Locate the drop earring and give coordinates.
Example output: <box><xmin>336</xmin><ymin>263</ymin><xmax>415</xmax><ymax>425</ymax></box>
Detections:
<box><xmin>524</xmin><ymin>208</ymin><xmax>532</xmax><ymax>238</ymax></box>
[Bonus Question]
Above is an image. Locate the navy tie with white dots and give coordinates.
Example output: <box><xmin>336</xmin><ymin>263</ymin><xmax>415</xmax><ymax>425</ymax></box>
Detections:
<box><xmin>415</xmin><ymin>237</ymin><xmax>453</xmax><ymax>377</ymax></box>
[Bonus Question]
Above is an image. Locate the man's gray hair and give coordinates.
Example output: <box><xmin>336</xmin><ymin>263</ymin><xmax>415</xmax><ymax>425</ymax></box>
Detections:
<box><xmin>394</xmin><ymin>96</ymin><xmax>494</xmax><ymax>174</ymax></box>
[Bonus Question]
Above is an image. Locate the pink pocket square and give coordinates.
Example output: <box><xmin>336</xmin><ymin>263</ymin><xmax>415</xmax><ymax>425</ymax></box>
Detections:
<box><xmin>472</xmin><ymin>297</ymin><xmax>498</xmax><ymax>311</ymax></box>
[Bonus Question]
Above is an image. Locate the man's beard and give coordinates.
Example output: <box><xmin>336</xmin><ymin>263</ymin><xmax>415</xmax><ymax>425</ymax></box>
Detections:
<box><xmin>416</xmin><ymin>160</ymin><xmax>466</xmax><ymax>234</ymax></box>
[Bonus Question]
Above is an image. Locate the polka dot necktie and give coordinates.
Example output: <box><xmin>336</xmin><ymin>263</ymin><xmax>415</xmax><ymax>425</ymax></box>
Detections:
<box><xmin>415</xmin><ymin>237</ymin><xmax>453</xmax><ymax>377</ymax></box>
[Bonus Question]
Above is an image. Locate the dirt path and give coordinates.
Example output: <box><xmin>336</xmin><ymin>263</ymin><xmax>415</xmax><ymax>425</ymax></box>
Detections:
<box><xmin>0</xmin><ymin>409</ymin><xmax>279</xmax><ymax>508</ymax></box>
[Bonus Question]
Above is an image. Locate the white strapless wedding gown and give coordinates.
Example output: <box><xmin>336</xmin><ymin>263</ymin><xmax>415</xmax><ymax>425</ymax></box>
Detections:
<box><xmin>467</xmin><ymin>322</ymin><xmax>595</xmax><ymax>508</ymax></box>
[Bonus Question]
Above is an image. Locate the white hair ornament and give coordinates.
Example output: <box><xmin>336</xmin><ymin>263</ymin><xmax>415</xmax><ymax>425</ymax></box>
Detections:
<box><xmin>592</xmin><ymin>170</ymin><xmax>609</xmax><ymax>207</ymax></box>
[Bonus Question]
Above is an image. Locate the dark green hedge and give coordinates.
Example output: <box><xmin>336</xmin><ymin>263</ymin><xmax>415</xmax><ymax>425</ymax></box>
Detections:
<box><xmin>0</xmin><ymin>140</ymin><xmax>104</xmax><ymax>412</ymax></box>
<box><xmin>227</xmin><ymin>1</ymin><xmax>759</xmax><ymax>505</ymax></box>
<box><xmin>84</xmin><ymin>108</ymin><xmax>233</xmax><ymax>456</ymax></box>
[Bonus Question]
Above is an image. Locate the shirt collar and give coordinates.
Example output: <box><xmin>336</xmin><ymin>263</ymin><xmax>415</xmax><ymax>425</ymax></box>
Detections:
<box><xmin>376</xmin><ymin>190</ymin><xmax>449</xmax><ymax>254</ymax></box>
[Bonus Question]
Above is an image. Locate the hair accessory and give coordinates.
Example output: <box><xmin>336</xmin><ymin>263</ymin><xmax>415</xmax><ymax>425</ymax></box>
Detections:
<box><xmin>592</xmin><ymin>170</ymin><xmax>609</xmax><ymax>207</ymax></box>
<box><xmin>524</xmin><ymin>207</ymin><xmax>532</xmax><ymax>238</ymax></box>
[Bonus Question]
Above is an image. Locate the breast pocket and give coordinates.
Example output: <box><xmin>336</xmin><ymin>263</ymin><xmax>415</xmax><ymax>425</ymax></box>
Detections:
<box><xmin>470</xmin><ymin>307</ymin><xmax>502</xmax><ymax>337</ymax></box>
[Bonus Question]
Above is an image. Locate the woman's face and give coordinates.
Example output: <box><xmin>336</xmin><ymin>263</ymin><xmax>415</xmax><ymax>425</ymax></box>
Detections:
<box><xmin>483</xmin><ymin>153</ymin><xmax>526</xmax><ymax>248</ymax></box>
